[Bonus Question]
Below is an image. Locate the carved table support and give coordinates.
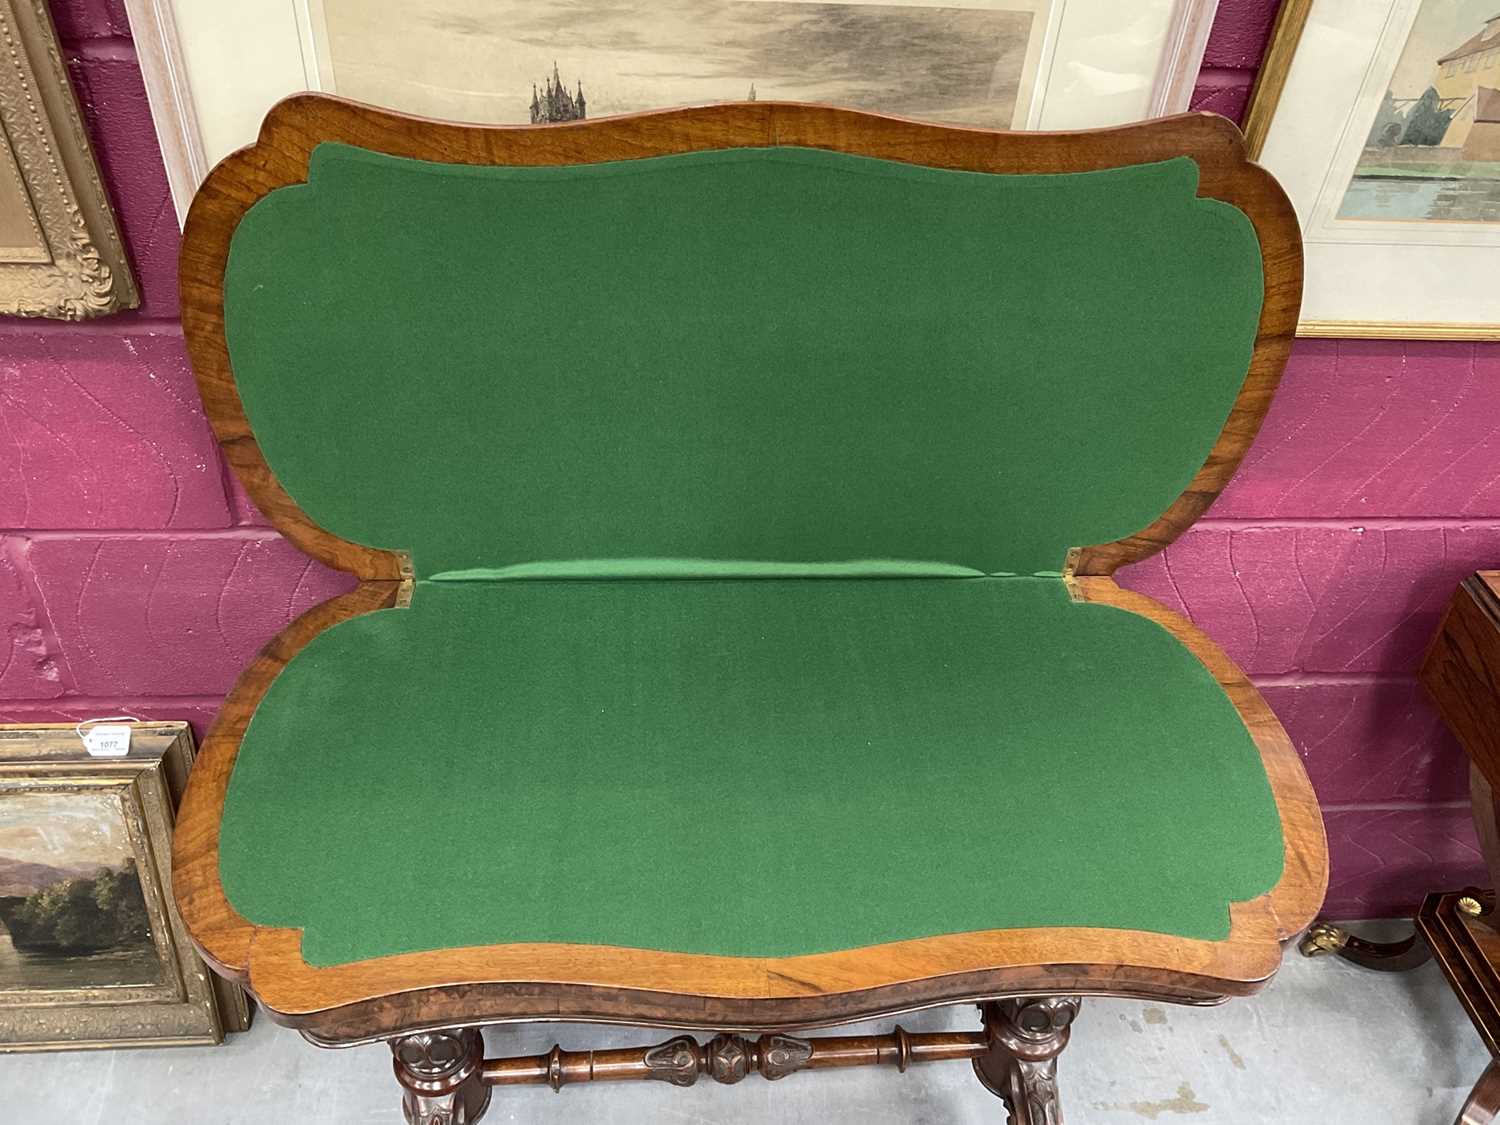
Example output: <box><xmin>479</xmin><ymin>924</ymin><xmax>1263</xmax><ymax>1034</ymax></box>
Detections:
<box><xmin>479</xmin><ymin>1026</ymin><xmax>991</xmax><ymax>1090</ymax></box>
<box><xmin>392</xmin><ymin>1027</ymin><xmax>491</xmax><ymax>1125</ymax></box>
<box><xmin>973</xmin><ymin>997</ymin><xmax>1081</xmax><ymax>1124</ymax></box>
<box><xmin>391</xmin><ymin>1011</ymin><xmax>1083</xmax><ymax>1115</ymax></box>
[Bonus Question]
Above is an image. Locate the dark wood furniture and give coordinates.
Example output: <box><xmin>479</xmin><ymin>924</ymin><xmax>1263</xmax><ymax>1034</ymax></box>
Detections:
<box><xmin>1302</xmin><ymin>573</ymin><xmax>1500</xmax><ymax>1122</ymax></box>
<box><xmin>1418</xmin><ymin>891</ymin><xmax>1500</xmax><ymax>1125</ymax></box>
<box><xmin>1420</xmin><ymin>573</ymin><xmax>1500</xmax><ymax>1124</ymax></box>
<box><xmin>171</xmin><ymin>96</ymin><xmax>1327</xmax><ymax>1122</ymax></box>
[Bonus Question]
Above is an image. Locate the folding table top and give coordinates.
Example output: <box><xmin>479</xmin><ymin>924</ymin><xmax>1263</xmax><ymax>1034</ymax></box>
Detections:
<box><xmin>170</xmin><ymin>99</ymin><xmax>1324</xmax><ymax>1040</ymax></box>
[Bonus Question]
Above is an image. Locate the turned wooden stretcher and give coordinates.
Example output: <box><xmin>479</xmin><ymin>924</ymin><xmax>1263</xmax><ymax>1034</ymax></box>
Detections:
<box><xmin>171</xmin><ymin>95</ymin><xmax>1328</xmax><ymax>1123</ymax></box>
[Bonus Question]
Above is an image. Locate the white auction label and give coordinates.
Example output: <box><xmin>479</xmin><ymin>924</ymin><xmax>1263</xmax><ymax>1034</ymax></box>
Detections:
<box><xmin>80</xmin><ymin>722</ymin><xmax>132</xmax><ymax>758</ymax></box>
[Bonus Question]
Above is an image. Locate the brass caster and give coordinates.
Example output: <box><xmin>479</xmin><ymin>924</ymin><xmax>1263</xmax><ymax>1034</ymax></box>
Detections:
<box><xmin>1298</xmin><ymin>922</ymin><xmax>1349</xmax><ymax>958</ymax></box>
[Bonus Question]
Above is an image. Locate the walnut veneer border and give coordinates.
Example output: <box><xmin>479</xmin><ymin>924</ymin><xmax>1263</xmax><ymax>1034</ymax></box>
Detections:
<box><xmin>172</xmin><ymin>96</ymin><xmax>1324</xmax><ymax>1044</ymax></box>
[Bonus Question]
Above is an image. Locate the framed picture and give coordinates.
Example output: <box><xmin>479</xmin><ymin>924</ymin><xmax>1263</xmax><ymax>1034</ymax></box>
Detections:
<box><xmin>1245</xmin><ymin>0</ymin><xmax>1500</xmax><ymax>338</ymax></box>
<box><xmin>124</xmin><ymin>0</ymin><xmax>1223</xmax><ymax>222</ymax></box>
<box><xmin>0</xmin><ymin>722</ymin><xmax>249</xmax><ymax>1051</ymax></box>
<box><xmin>0</xmin><ymin>0</ymin><xmax>137</xmax><ymax>318</ymax></box>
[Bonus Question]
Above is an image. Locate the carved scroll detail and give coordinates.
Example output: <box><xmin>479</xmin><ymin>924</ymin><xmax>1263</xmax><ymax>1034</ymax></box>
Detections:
<box><xmin>401</xmin><ymin>1091</ymin><xmax>480</xmax><ymax>1125</ymax></box>
<box><xmin>392</xmin><ymin>1027</ymin><xmax>491</xmax><ymax>1125</ymax></box>
<box><xmin>759</xmin><ymin>1034</ymin><xmax>814</xmax><ymax>1080</ymax></box>
<box><xmin>395</xmin><ymin>1029</ymin><xmax>475</xmax><ymax>1080</ymax></box>
<box><xmin>974</xmin><ymin>997</ymin><xmax>1081</xmax><ymax>1125</ymax></box>
<box><xmin>643</xmin><ymin>1032</ymin><xmax>816</xmax><ymax>1087</ymax></box>
<box><xmin>479</xmin><ymin>1024</ymin><xmax>985</xmax><ymax>1093</ymax></box>
<box><xmin>644</xmin><ymin>1035</ymin><xmax>702</xmax><ymax>1086</ymax></box>
<box><xmin>709</xmin><ymin>1034</ymin><xmax>752</xmax><ymax>1084</ymax></box>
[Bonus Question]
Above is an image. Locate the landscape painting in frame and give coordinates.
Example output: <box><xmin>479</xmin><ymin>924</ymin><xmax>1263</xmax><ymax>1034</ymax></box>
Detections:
<box><xmin>310</xmin><ymin>0</ymin><xmax>1051</xmax><ymax>129</ymax></box>
<box><xmin>1339</xmin><ymin>0</ymin><xmax>1500</xmax><ymax>222</ymax></box>
<box><xmin>0</xmin><ymin>790</ymin><xmax>164</xmax><ymax>992</ymax></box>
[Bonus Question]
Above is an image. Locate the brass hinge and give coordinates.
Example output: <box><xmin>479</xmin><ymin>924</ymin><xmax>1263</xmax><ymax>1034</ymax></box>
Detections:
<box><xmin>395</xmin><ymin>551</ymin><xmax>415</xmax><ymax>608</ymax></box>
<box><xmin>1061</xmin><ymin>547</ymin><xmax>1082</xmax><ymax>600</ymax></box>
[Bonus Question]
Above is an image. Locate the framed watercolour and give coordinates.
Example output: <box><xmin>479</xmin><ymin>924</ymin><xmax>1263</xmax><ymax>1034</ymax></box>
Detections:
<box><xmin>1246</xmin><ymin>0</ymin><xmax>1500</xmax><ymax>338</ymax></box>
<box><xmin>0</xmin><ymin>0</ymin><xmax>137</xmax><ymax>318</ymax></box>
<box><xmin>124</xmin><ymin>0</ymin><xmax>1223</xmax><ymax>222</ymax></box>
<box><xmin>0</xmin><ymin>722</ymin><xmax>249</xmax><ymax>1051</ymax></box>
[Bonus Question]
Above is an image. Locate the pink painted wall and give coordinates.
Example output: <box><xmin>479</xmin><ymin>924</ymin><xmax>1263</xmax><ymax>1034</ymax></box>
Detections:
<box><xmin>1</xmin><ymin>0</ymin><xmax>1492</xmax><ymax>919</ymax></box>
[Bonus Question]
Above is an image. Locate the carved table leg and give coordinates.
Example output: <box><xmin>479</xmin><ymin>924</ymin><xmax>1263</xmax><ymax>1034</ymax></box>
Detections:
<box><xmin>1458</xmin><ymin>1061</ymin><xmax>1500</xmax><ymax>1124</ymax></box>
<box><xmin>973</xmin><ymin>997</ymin><xmax>1080</xmax><ymax>1124</ymax></box>
<box><xmin>392</xmin><ymin>1027</ymin><xmax>491</xmax><ymax>1125</ymax></box>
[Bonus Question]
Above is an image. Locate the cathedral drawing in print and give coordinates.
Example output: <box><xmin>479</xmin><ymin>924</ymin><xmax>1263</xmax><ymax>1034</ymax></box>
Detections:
<box><xmin>531</xmin><ymin>63</ymin><xmax>587</xmax><ymax>123</ymax></box>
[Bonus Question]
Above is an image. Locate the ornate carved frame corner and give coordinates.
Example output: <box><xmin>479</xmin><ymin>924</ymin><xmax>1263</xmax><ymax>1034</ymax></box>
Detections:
<box><xmin>0</xmin><ymin>0</ymin><xmax>138</xmax><ymax>319</ymax></box>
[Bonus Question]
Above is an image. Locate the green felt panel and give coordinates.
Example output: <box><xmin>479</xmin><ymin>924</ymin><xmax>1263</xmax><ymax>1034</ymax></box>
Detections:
<box><xmin>219</xmin><ymin>578</ymin><xmax>1284</xmax><ymax>966</ymax></box>
<box><xmin>223</xmin><ymin>145</ymin><xmax>1264</xmax><ymax>578</ymax></box>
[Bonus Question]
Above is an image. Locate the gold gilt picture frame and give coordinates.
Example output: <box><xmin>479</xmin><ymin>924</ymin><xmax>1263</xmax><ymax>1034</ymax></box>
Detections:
<box><xmin>0</xmin><ymin>723</ymin><xmax>249</xmax><ymax>1051</ymax></box>
<box><xmin>0</xmin><ymin>0</ymin><xmax>138</xmax><ymax>319</ymax></box>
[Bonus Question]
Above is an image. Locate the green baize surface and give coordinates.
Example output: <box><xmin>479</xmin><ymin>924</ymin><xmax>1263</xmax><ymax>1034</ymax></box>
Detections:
<box><xmin>216</xmin><ymin>144</ymin><xmax>1282</xmax><ymax>966</ymax></box>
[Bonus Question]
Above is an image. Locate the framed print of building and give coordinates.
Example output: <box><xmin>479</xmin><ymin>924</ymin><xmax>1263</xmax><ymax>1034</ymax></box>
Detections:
<box><xmin>1249</xmin><ymin>0</ymin><xmax>1500</xmax><ymax>337</ymax></box>
<box><xmin>1338</xmin><ymin>4</ymin><xmax>1500</xmax><ymax>223</ymax></box>
<box><xmin>308</xmin><ymin>0</ymin><xmax>1051</xmax><ymax>132</ymax></box>
<box><xmin>124</xmin><ymin>0</ymin><xmax>1224</xmax><ymax>222</ymax></box>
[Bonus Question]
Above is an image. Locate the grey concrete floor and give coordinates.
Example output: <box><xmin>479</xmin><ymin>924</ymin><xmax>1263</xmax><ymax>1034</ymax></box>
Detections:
<box><xmin>2</xmin><ymin>924</ymin><xmax>1490</xmax><ymax>1123</ymax></box>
